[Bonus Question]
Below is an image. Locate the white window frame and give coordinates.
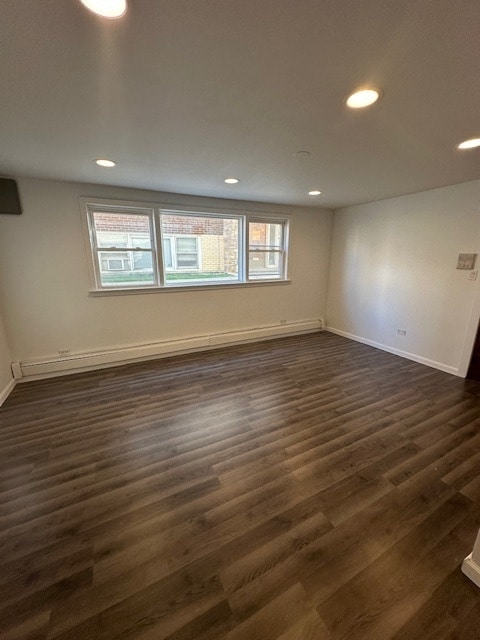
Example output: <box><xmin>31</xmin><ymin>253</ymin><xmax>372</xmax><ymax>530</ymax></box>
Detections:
<box><xmin>84</xmin><ymin>203</ymin><xmax>158</xmax><ymax>289</ymax></box>
<box><xmin>81</xmin><ymin>198</ymin><xmax>290</xmax><ymax>293</ymax></box>
<box><xmin>246</xmin><ymin>217</ymin><xmax>289</xmax><ymax>281</ymax></box>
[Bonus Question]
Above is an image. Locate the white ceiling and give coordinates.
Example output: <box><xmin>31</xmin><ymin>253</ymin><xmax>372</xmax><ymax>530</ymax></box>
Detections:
<box><xmin>0</xmin><ymin>0</ymin><xmax>479</xmax><ymax>209</ymax></box>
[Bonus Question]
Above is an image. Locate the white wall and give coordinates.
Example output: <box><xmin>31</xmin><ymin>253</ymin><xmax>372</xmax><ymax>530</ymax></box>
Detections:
<box><xmin>0</xmin><ymin>308</ymin><xmax>14</xmax><ymax>403</ymax></box>
<box><xmin>327</xmin><ymin>179</ymin><xmax>480</xmax><ymax>375</ymax></box>
<box><xmin>0</xmin><ymin>178</ymin><xmax>332</xmax><ymax>375</ymax></box>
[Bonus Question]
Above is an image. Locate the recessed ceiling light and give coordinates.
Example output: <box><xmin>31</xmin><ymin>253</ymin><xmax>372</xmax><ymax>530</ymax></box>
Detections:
<box><xmin>224</xmin><ymin>178</ymin><xmax>239</xmax><ymax>184</ymax></box>
<box><xmin>346</xmin><ymin>88</ymin><xmax>381</xmax><ymax>109</ymax></box>
<box><xmin>80</xmin><ymin>0</ymin><xmax>127</xmax><ymax>18</ymax></box>
<box><xmin>458</xmin><ymin>138</ymin><xmax>480</xmax><ymax>150</ymax></box>
<box><xmin>308</xmin><ymin>190</ymin><xmax>322</xmax><ymax>196</ymax></box>
<box><xmin>95</xmin><ymin>159</ymin><xmax>116</xmax><ymax>167</ymax></box>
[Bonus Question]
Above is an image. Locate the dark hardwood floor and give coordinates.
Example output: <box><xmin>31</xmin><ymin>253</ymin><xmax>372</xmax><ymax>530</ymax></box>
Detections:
<box><xmin>1</xmin><ymin>331</ymin><xmax>480</xmax><ymax>639</ymax></box>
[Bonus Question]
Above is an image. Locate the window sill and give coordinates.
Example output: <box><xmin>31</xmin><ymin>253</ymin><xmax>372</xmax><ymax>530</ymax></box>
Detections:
<box><xmin>88</xmin><ymin>279</ymin><xmax>292</xmax><ymax>296</ymax></box>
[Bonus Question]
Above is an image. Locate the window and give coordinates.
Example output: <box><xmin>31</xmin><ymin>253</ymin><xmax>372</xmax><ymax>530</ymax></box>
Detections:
<box><xmin>83</xmin><ymin>200</ymin><xmax>289</xmax><ymax>291</ymax></box>
<box><xmin>162</xmin><ymin>236</ymin><xmax>200</xmax><ymax>271</ymax></box>
<box><xmin>87</xmin><ymin>208</ymin><xmax>156</xmax><ymax>287</ymax></box>
<box><xmin>248</xmin><ymin>220</ymin><xmax>285</xmax><ymax>280</ymax></box>
<box><xmin>175</xmin><ymin>237</ymin><xmax>199</xmax><ymax>269</ymax></box>
<box><xmin>159</xmin><ymin>213</ymin><xmax>240</xmax><ymax>285</ymax></box>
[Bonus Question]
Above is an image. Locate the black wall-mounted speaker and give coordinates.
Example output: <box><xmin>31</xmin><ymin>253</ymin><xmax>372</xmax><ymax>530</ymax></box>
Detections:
<box><xmin>0</xmin><ymin>178</ymin><xmax>22</xmax><ymax>215</ymax></box>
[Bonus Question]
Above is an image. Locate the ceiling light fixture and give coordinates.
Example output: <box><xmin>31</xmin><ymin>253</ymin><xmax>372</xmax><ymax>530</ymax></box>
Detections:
<box><xmin>95</xmin><ymin>159</ymin><xmax>116</xmax><ymax>167</ymax></box>
<box><xmin>458</xmin><ymin>138</ymin><xmax>480</xmax><ymax>150</ymax></box>
<box><xmin>80</xmin><ymin>0</ymin><xmax>127</xmax><ymax>18</ymax></box>
<box><xmin>346</xmin><ymin>88</ymin><xmax>381</xmax><ymax>109</ymax></box>
<box><xmin>308</xmin><ymin>190</ymin><xmax>322</xmax><ymax>196</ymax></box>
<box><xmin>224</xmin><ymin>178</ymin><xmax>239</xmax><ymax>184</ymax></box>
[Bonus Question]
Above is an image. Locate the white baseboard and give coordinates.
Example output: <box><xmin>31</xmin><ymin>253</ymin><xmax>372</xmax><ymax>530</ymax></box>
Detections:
<box><xmin>0</xmin><ymin>378</ymin><xmax>16</xmax><ymax>407</ymax></box>
<box><xmin>14</xmin><ymin>319</ymin><xmax>323</xmax><ymax>381</ymax></box>
<box><xmin>326</xmin><ymin>326</ymin><xmax>459</xmax><ymax>377</ymax></box>
<box><xmin>462</xmin><ymin>553</ymin><xmax>480</xmax><ymax>589</ymax></box>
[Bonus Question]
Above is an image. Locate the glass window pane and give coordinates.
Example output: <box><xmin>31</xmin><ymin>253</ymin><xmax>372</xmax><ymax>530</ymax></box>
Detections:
<box><xmin>161</xmin><ymin>213</ymin><xmax>240</xmax><ymax>285</ymax></box>
<box><xmin>100</xmin><ymin>251</ymin><xmax>129</xmax><ymax>271</ymax></box>
<box><xmin>96</xmin><ymin>232</ymin><xmax>128</xmax><ymax>249</ymax></box>
<box><xmin>132</xmin><ymin>250</ymin><xmax>151</xmax><ymax>270</ymax></box>
<box><xmin>249</xmin><ymin>222</ymin><xmax>283</xmax><ymax>249</ymax></box>
<box><xmin>131</xmin><ymin>235</ymin><xmax>151</xmax><ymax>249</ymax></box>
<box><xmin>248</xmin><ymin>251</ymin><xmax>283</xmax><ymax>279</ymax></box>
<box><xmin>248</xmin><ymin>220</ymin><xmax>284</xmax><ymax>280</ymax></box>
<box><xmin>98</xmin><ymin>251</ymin><xmax>155</xmax><ymax>287</ymax></box>
<box><xmin>93</xmin><ymin>212</ymin><xmax>152</xmax><ymax>249</ymax></box>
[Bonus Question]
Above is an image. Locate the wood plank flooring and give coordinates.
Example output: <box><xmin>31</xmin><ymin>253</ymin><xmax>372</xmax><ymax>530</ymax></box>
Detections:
<box><xmin>1</xmin><ymin>331</ymin><xmax>480</xmax><ymax>639</ymax></box>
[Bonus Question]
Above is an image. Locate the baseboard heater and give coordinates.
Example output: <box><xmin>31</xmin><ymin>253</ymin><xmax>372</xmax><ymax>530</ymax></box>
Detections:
<box><xmin>13</xmin><ymin>319</ymin><xmax>324</xmax><ymax>380</ymax></box>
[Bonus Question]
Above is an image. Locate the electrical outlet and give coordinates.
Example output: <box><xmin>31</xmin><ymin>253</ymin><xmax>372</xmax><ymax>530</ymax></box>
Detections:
<box><xmin>397</xmin><ymin>329</ymin><xmax>407</xmax><ymax>336</ymax></box>
<box><xmin>58</xmin><ymin>348</ymin><xmax>71</xmax><ymax>355</ymax></box>
<box><xmin>280</xmin><ymin>319</ymin><xmax>287</xmax><ymax>325</ymax></box>
<box><xmin>468</xmin><ymin>270</ymin><xmax>478</xmax><ymax>281</ymax></box>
